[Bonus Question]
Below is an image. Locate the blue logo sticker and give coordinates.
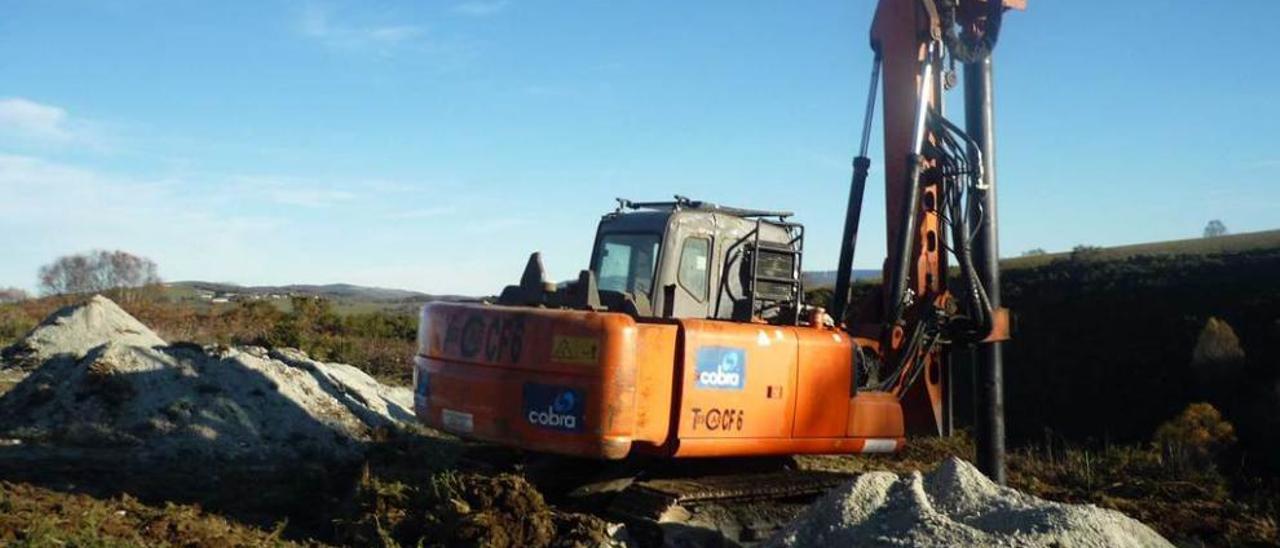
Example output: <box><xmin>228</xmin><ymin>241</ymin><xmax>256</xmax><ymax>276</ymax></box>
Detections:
<box><xmin>695</xmin><ymin>346</ymin><xmax>746</xmax><ymax>390</ymax></box>
<box><xmin>522</xmin><ymin>383</ymin><xmax>585</xmax><ymax>432</ymax></box>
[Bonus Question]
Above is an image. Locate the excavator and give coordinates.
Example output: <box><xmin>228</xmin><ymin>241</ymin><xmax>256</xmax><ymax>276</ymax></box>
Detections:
<box><xmin>414</xmin><ymin>0</ymin><xmax>1021</xmax><ymax>535</ymax></box>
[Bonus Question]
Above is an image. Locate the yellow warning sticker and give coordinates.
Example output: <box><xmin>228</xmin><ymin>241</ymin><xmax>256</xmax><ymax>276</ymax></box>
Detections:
<box><xmin>551</xmin><ymin>335</ymin><xmax>600</xmax><ymax>365</ymax></box>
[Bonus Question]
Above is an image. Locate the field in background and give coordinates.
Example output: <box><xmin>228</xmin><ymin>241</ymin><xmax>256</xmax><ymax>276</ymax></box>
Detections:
<box><xmin>0</xmin><ymin>290</ymin><xmax>423</xmax><ymax>386</ymax></box>
<box><xmin>161</xmin><ymin>280</ymin><xmax>473</xmax><ymax>315</ymax></box>
<box><xmin>1001</xmin><ymin>228</ymin><xmax>1280</xmax><ymax>269</ymax></box>
<box><xmin>804</xmin><ymin>229</ymin><xmax>1280</xmax><ymax>285</ymax></box>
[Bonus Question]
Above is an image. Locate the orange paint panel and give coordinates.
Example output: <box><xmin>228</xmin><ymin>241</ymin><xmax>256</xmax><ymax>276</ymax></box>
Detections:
<box><xmin>414</xmin><ymin>302</ymin><xmax>640</xmax><ymax>460</ymax></box>
<box><xmin>676</xmin><ymin>320</ymin><xmax>798</xmax><ymax>440</ymax></box>
<box><xmin>414</xmin><ymin>353</ymin><xmax>632</xmax><ymax>459</ymax></box>
<box><xmin>631</xmin><ymin>323</ymin><xmax>678</xmax><ymax>447</ymax></box>
<box><xmin>792</xmin><ymin>329</ymin><xmax>853</xmax><ymax>438</ymax></box>
<box><xmin>848</xmin><ymin>391</ymin><xmax>905</xmax><ymax>439</ymax></box>
<box><xmin>420</xmin><ymin>302</ymin><xmax>634</xmax><ymax>375</ymax></box>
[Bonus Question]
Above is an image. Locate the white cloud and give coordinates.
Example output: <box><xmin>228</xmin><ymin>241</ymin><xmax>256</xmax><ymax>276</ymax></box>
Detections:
<box><xmin>0</xmin><ymin>154</ymin><xmax>286</xmax><ymax>288</ymax></box>
<box><xmin>0</xmin><ymin>154</ymin><xmax>503</xmax><ymax>294</ymax></box>
<box><xmin>389</xmin><ymin>206</ymin><xmax>455</xmax><ymax>220</ymax></box>
<box><xmin>0</xmin><ymin>97</ymin><xmax>102</xmax><ymax>146</ymax></box>
<box><xmin>299</xmin><ymin>4</ymin><xmax>423</xmax><ymax>51</ymax></box>
<box><xmin>0</xmin><ymin>98</ymin><xmax>69</xmax><ymax>141</ymax></box>
<box><xmin>270</xmin><ymin>187</ymin><xmax>357</xmax><ymax>207</ymax></box>
<box><xmin>452</xmin><ymin>1</ymin><xmax>507</xmax><ymax>17</ymax></box>
<box><xmin>294</xmin><ymin>4</ymin><xmax>481</xmax><ymax>67</ymax></box>
<box><xmin>225</xmin><ymin>175</ymin><xmax>358</xmax><ymax>208</ymax></box>
<box><xmin>467</xmin><ymin>217</ymin><xmax>525</xmax><ymax>234</ymax></box>
<box><xmin>523</xmin><ymin>84</ymin><xmax>578</xmax><ymax>98</ymax></box>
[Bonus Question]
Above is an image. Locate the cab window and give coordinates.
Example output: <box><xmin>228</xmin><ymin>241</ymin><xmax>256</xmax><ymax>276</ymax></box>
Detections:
<box><xmin>677</xmin><ymin>237</ymin><xmax>710</xmax><ymax>301</ymax></box>
<box><xmin>594</xmin><ymin>233</ymin><xmax>661</xmax><ymax>296</ymax></box>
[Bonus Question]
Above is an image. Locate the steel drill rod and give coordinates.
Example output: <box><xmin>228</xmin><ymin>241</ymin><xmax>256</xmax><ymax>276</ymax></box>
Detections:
<box><xmin>964</xmin><ymin>55</ymin><xmax>1006</xmax><ymax>486</ymax></box>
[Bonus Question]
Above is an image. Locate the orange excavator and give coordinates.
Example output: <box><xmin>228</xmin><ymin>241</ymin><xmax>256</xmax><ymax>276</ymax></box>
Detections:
<box><xmin>414</xmin><ymin>0</ymin><xmax>1021</xmax><ymax>488</ymax></box>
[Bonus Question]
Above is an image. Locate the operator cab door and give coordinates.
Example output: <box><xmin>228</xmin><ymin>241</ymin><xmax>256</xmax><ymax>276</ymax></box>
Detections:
<box><xmin>656</xmin><ymin>213</ymin><xmax>717</xmax><ymax>320</ymax></box>
<box><xmin>665</xmin><ymin>235</ymin><xmax>712</xmax><ymax>318</ymax></box>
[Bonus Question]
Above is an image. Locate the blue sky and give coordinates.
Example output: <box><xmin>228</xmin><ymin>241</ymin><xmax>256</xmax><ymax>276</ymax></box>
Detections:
<box><xmin>1</xmin><ymin>1</ymin><xmax>1276</xmax><ymax>295</ymax></box>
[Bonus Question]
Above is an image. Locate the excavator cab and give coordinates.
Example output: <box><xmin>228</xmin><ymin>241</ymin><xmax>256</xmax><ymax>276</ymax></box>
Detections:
<box><xmin>590</xmin><ymin>196</ymin><xmax>805</xmax><ymax>324</ymax></box>
<box><xmin>501</xmin><ymin>196</ymin><xmax>808</xmax><ymax>324</ymax></box>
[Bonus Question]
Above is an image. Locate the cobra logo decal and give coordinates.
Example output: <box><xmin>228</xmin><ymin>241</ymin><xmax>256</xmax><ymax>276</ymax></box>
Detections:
<box><xmin>522</xmin><ymin>383</ymin><xmax>585</xmax><ymax>432</ymax></box>
<box><xmin>694</xmin><ymin>347</ymin><xmax>747</xmax><ymax>390</ymax></box>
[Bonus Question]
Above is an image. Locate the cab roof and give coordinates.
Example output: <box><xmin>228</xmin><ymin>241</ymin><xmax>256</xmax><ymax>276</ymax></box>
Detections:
<box><xmin>614</xmin><ymin>196</ymin><xmax>793</xmax><ymax>220</ymax></box>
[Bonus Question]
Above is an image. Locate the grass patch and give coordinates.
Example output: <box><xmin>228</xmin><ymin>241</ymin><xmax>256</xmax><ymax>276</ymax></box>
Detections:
<box><xmin>0</xmin><ymin>481</ymin><xmax>300</xmax><ymax>547</ymax></box>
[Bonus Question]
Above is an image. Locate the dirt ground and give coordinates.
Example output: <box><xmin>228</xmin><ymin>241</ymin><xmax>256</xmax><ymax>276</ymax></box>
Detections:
<box><xmin>0</xmin><ymin>428</ymin><xmax>1276</xmax><ymax>547</ymax></box>
<box><xmin>0</xmin><ymin>425</ymin><xmax>619</xmax><ymax>548</ymax></box>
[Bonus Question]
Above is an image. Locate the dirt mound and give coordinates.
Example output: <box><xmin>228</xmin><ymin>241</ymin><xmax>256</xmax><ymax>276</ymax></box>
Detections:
<box><xmin>1</xmin><ymin>295</ymin><xmax>165</xmax><ymax>369</ymax></box>
<box><xmin>0</xmin><ymin>296</ymin><xmax>413</xmax><ymax>462</ymax></box>
<box><xmin>339</xmin><ymin>470</ymin><xmax>617</xmax><ymax>548</ymax></box>
<box><xmin>769</xmin><ymin>458</ymin><xmax>1172</xmax><ymax>548</ymax></box>
<box><xmin>426</xmin><ymin>474</ymin><xmax>559</xmax><ymax>547</ymax></box>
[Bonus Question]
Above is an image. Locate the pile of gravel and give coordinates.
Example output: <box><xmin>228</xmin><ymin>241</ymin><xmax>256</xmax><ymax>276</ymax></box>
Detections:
<box><xmin>0</xmin><ymin>295</ymin><xmax>165</xmax><ymax>370</ymax></box>
<box><xmin>0</xmin><ymin>296</ymin><xmax>413</xmax><ymax>461</ymax></box>
<box><xmin>768</xmin><ymin>458</ymin><xmax>1171</xmax><ymax>548</ymax></box>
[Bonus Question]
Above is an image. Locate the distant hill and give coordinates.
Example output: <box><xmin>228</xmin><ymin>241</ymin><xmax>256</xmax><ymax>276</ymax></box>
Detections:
<box><xmin>802</xmin><ymin>269</ymin><xmax>882</xmax><ymax>287</ymax></box>
<box><xmin>804</xmin><ymin>229</ymin><xmax>1280</xmax><ymax>288</ymax></box>
<box><xmin>170</xmin><ymin>229</ymin><xmax>1279</xmax><ymax>303</ymax></box>
<box><xmin>166</xmin><ymin>281</ymin><xmax>473</xmax><ymax>305</ymax></box>
<box><xmin>1002</xmin><ymin>229</ymin><xmax>1280</xmax><ymax>270</ymax></box>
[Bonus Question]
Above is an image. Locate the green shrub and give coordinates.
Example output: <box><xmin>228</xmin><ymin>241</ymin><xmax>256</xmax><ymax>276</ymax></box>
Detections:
<box><xmin>0</xmin><ymin>306</ymin><xmax>36</xmax><ymax>347</ymax></box>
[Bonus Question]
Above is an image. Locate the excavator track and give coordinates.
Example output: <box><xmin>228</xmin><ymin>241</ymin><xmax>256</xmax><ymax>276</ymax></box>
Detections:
<box><xmin>604</xmin><ymin>470</ymin><xmax>853</xmax><ymax>546</ymax></box>
<box><xmin>456</xmin><ymin>444</ymin><xmax>855</xmax><ymax>545</ymax></box>
<box><xmin>608</xmin><ymin>470</ymin><xmax>850</xmax><ymax>521</ymax></box>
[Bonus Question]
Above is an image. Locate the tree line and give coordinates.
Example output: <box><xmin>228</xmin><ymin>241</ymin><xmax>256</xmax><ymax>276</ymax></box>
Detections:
<box><xmin>0</xmin><ymin>250</ymin><xmax>163</xmax><ymax>303</ymax></box>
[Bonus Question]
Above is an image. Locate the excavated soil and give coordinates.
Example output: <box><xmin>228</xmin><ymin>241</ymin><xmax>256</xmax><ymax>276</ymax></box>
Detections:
<box><xmin>0</xmin><ymin>296</ymin><xmax>413</xmax><ymax>462</ymax></box>
<box><xmin>426</xmin><ymin>474</ymin><xmax>562</xmax><ymax>546</ymax></box>
<box><xmin>336</xmin><ymin>467</ymin><xmax>619</xmax><ymax>548</ymax></box>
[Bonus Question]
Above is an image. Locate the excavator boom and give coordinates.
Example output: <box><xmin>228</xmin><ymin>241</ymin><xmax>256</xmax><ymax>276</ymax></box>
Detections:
<box><xmin>832</xmin><ymin>0</ymin><xmax>1021</xmax><ymax>480</ymax></box>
